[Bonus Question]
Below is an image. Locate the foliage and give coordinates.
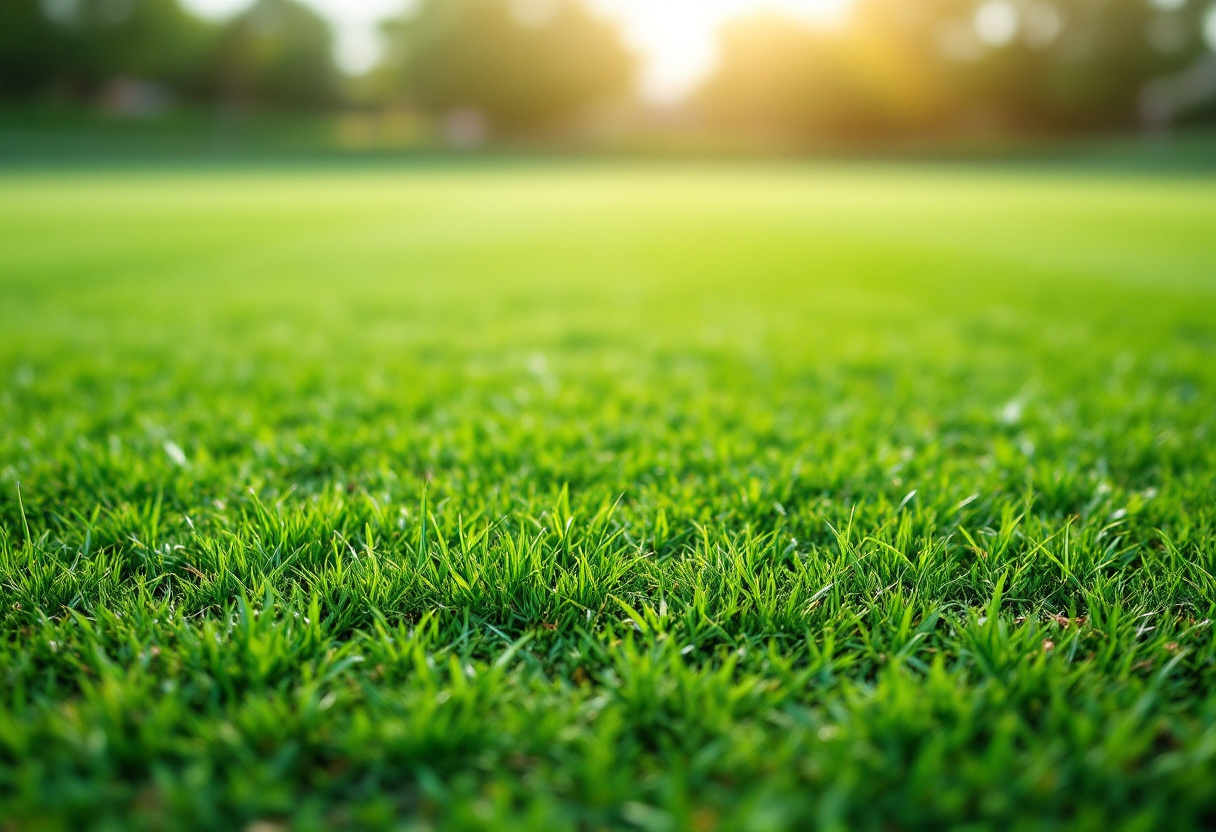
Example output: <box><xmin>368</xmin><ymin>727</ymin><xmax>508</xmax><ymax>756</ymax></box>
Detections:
<box><xmin>1</xmin><ymin>162</ymin><xmax>1215</xmax><ymax>830</ymax></box>
<box><xmin>700</xmin><ymin>0</ymin><xmax>1215</xmax><ymax>137</ymax></box>
<box><xmin>0</xmin><ymin>0</ymin><xmax>215</xmax><ymax>99</ymax></box>
<box><xmin>379</xmin><ymin>0</ymin><xmax>635</xmax><ymax>131</ymax></box>
<box><xmin>0</xmin><ymin>0</ymin><xmax>338</xmax><ymax>110</ymax></box>
<box><xmin>209</xmin><ymin>0</ymin><xmax>340</xmax><ymax>109</ymax></box>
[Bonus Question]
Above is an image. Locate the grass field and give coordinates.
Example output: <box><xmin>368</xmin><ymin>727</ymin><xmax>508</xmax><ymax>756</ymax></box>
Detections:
<box><xmin>2</xmin><ymin>161</ymin><xmax>1215</xmax><ymax>831</ymax></box>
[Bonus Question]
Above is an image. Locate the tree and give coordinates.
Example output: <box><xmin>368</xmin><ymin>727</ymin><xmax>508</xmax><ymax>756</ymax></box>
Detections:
<box><xmin>380</xmin><ymin>0</ymin><xmax>634</xmax><ymax>132</ymax></box>
<box><xmin>0</xmin><ymin>0</ymin><xmax>215</xmax><ymax>100</ymax></box>
<box><xmin>698</xmin><ymin>0</ymin><xmax>1213</xmax><ymax>140</ymax></box>
<box><xmin>697</xmin><ymin>14</ymin><xmax>892</xmax><ymax>139</ymax></box>
<box><xmin>210</xmin><ymin>0</ymin><xmax>340</xmax><ymax>109</ymax></box>
<box><xmin>851</xmin><ymin>0</ymin><xmax>1209</xmax><ymax>130</ymax></box>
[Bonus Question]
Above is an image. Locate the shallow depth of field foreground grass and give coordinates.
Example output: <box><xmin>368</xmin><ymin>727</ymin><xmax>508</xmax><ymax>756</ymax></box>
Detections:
<box><xmin>1</xmin><ymin>161</ymin><xmax>1215</xmax><ymax>831</ymax></box>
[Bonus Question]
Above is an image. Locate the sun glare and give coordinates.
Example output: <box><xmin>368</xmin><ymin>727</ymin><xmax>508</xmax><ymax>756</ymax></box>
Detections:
<box><xmin>590</xmin><ymin>0</ymin><xmax>848</xmax><ymax>102</ymax></box>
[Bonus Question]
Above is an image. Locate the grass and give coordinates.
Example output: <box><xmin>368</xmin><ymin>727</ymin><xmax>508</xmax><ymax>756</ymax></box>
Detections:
<box><xmin>1</xmin><ymin>160</ymin><xmax>1215</xmax><ymax>831</ymax></box>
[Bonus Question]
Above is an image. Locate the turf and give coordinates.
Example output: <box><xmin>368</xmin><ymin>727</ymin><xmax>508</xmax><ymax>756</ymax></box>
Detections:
<box><xmin>1</xmin><ymin>161</ymin><xmax>1215</xmax><ymax>832</ymax></box>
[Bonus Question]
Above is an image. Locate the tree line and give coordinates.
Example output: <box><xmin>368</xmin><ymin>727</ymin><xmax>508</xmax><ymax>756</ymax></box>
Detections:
<box><xmin>2</xmin><ymin>0</ymin><xmax>1214</xmax><ymax>137</ymax></box>
<box><xmin>0</xmin><ymin>0</ymin><xmax>339</xmax><ymax>108</ymax></box>
<box><xmin>700</xmin><ymin>0</ymin><xmax>1216</xmax><ymax>138</ymax></box>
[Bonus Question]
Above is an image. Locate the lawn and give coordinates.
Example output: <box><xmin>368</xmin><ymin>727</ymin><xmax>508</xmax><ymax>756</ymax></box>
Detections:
<box><xmin>1</xmin><ymin>160</ymin><xmax>1215</xmax><ymax>831</ymax></box>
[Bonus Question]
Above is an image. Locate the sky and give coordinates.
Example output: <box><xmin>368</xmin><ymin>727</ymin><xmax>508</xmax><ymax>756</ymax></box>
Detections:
<box><xmin>180</xmin><ymin>0</ymin><xmax>847</xmax><ymax>102</ymax></box>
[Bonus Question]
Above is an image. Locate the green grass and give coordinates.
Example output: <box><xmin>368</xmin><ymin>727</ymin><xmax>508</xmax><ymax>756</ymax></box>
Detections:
<box><xmin>1</xmin><ymin>161</ymin><xmax>1215</xmax><ymax>832</ymax></box>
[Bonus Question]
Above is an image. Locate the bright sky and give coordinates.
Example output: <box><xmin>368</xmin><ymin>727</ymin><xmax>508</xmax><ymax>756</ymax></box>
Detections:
<box><xmin>181</xmin><ymin>0</ymin><xmax>847</xmax><ymax>102</ymax></box>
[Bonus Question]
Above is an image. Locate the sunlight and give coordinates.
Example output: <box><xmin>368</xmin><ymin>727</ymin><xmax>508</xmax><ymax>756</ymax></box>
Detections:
<box><xmin>590</xmin><ymin>0</ymin><xmax>848</xmax><ymax>103</ymax></box>
<box><xmin>182</xmin><ymin>0</ymin><xmax>848</xmax><ymax>99</ymax></box>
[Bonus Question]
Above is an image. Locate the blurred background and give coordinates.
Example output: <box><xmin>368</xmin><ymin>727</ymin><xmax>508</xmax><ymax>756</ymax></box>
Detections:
<box><xmin>2</xmin><ymin>0</ymin><xmax>1216</xmax><ymax>155</ymax></box>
